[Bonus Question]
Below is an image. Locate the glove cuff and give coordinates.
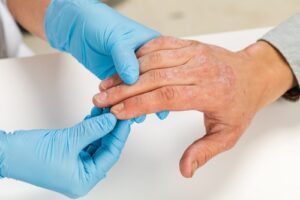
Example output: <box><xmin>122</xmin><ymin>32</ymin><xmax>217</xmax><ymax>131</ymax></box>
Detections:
<box><xmin>45</xmin><ymin>0</ymin><xmax>77</xmax><ymax>51</ymax></box>
<box><xmin>0</xmin><ymin>131</ymin><xmax>7</xmax><ymax>178</ymax></box>
<box><xmin>45</xmin><ymin>0</ymin><xmax>93</xmax><ymax>52</ymax></box>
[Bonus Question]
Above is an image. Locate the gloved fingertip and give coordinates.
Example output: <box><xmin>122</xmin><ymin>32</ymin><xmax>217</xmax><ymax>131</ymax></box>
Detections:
<box><xmin>116</xmin><ymin>119</ymin><xmax>134</xmax><ymax>129</ymax></box>
<box><xmin>112</xmin><ymin>46</ymin><xmax>140</xmax><ymax>85</ymax></box>
<box><xmin>97</xmin><ymin>113</ymin><xmax>117</xmax><ymax>130</ymax></box>
<box><xmin>90</xmin><ymin>107</ymin><xmax>103</xmax><ymax>117</ymax></box>
<box><xmin>134</xmin><ymin>115</ymin><xmax>146</xmax><ymax>123</ymax></box>
<box><xmin>157</xmin><ymin>111</ymin><xmax>170</xmax><ymax>120</ymax></box>
<box><xmin>121</xmin><ymin>71</ymin><xmax>139</xmax><ymax>85</ymax></box>
<box><xmin>103</xmin><ymin>107</ymin><xmax>111</xmax><ymax>114</ymax></box>
<box><xmin>128</xmin><ymin>119</ymin><xmax>135</xmax><ymax>125</ymax></box>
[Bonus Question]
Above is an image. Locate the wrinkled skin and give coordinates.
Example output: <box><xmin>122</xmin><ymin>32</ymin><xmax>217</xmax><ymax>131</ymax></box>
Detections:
<box><xmin>93</xmin><ymin>36</ymin><xmax>296</xmax><ymax>178</ymax></box>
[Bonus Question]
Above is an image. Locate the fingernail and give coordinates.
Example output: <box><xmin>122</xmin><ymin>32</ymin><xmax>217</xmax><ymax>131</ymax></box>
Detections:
<box><xmin>111</xmin><ymin>103</ymin><xmax>124</xmax><ymax>114</ymax></box>
<box><xmin>95</xmin><ymin>92</ymin><xmax>107</xmax><ymax>103</ymax></box>
<box><xmin>101</xmin><ymin>79</ymin><xmax>113</xmax><ymax>90</ymax></box>
<box><xmin>191</xmin><ymin>161</ymin><xmax>199</xmax><ymax>176</ymax></box>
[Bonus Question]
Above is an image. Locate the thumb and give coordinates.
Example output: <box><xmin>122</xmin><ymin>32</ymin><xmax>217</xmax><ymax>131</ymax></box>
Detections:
<box><xmin>111</xmin><ymin>43</ymin><xmax>139</xmax><ymax>85</ymax></box>
<box><xmin>179</xmin><ymin>131</ymin><xmax>237</xmax><ymax>178</ymax></box>
<box><xmin>92</xmin><ymin>120</ymin><xmax>132</xmax><ymax>179</ymax></box>
<box><xmin>72</xmin><ymin>113</ymin><xmax>117</xmax><ymax>152</ymax></box>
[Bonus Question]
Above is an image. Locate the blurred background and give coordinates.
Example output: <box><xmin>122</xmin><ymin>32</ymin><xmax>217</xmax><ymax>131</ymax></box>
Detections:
<box><xmin>23</xmin><ymin>0</ymin><xmax>300</xmax><ymax>54</ymax></box>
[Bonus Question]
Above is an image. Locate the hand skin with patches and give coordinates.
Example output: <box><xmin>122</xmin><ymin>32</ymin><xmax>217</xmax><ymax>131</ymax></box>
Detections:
<box><xmin>93</xmin><ymin>36</ymin><xmax>297</xmax><ymax>178</ymax></box>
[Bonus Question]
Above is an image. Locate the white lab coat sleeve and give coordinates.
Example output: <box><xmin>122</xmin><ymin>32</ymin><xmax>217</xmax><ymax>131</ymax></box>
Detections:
<box><xmin>0</xmin><ymin>1</ymin><xmax>33</xmax><ymax>58</ymax></box>
<box><xmin>0</xmin><ymin>8</ymin><xmax>7</xmax><ymax>58</ymax></box>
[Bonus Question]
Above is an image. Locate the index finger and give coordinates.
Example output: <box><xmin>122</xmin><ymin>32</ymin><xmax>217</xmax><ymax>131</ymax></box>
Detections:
<box><xmin>136</xmin><ymin>36</ymin><xmax>195</xmax><ymax>58</ymax></box>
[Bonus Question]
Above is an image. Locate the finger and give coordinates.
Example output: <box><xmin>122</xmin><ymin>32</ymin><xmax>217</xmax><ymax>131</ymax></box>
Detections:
<box><xmin>84</xmin><ymin>107</ymin><xmax>104</xmax><ymax>120</ymax></box>
<box><xmin>84</xmin><ymin>138</ymin><xmax>102</xmax><ymax>156</ymax></box>
<box><xmin>111</xmin><ymin>44</ymin><xmax>139</xmax><ymax>85</ymax></box>
<box><xmin>73</xmin><ymin>113</ymin><xmax>117</xmax><ymax>152</ymax></box>
<box><xmin>110</xmin><ymin>85</ymin><xmax>198</xmax><ymax>119</ymax></box>
<box><xmin>101</xmin><ymin>46</ymin><xmax>196</xmax><ymax>90</ymax></box>
<box><xmin>134</xmin><ymin>115</ymin><xmax>147</xmax><ymax>123</ymax></box>
<box><xmin>90</xmin><ymin>107</ymin><xmax>103</xmax><ymax>117</ymax></box>
<box><xmin>100</xmin><ymin>74</ymin><xmax>122</xmax><ymax>91</ymax></box>
<box><xmin>93</xmin><ymin>67</ymin><xmax>194</xmax><ymax>108</ymax></box>
<box><xmin>156</xmin><ymin>111</ymin><xmax>170</xmax><ymax>120</ymax></box>
<box><xmin>93</xmin><ymin>120</ymin><xmax>132</xmax><ymax>177</ymax></box>
<box><xmin>138</xmin><ymin>47</ymin><xmax>196</xmax><ymax>73</ymax></box>
<box><xmin>179</xmin><ymin>131</ymin><xmax>238</xmax><ymax>178</ymax></box>
<box><xmin>136</xmin><ymin>36</ymin><xmax>195</xmax><ymax>58</ymax></box>
<box><xmin>100</xmin><ymin>79</ymin><xmax>170</xmax><ymax>121</ymax></box>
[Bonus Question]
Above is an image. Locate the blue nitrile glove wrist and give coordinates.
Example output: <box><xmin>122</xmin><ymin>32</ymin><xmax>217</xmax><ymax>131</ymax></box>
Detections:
<box><xmin>45</xmin><ymin>0</ymin><xmax>160</xmax><ymax>84</ymax></box>
<box><xmin>0</xmin><ymin>113</ymin><xmax>132</xmax><ymax>198</ymax></box>
<box><xmin>0</xmin><ymin>131</ymin><xmax>7</xmax><ymax>179</ymax></box>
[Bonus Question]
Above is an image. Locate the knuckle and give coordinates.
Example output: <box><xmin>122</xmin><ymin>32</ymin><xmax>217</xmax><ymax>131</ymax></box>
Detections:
<box><xmin>112</xmin><ymin>85</ymin><xmax>123</xmax><ymax>94</ymax></box>
<box><xmin>191</xmin><ymin>147</ymin><xmax>213</xmax><ymax>167</ymax></box>
<box><xmin>148</xmin><ymin>70</ymin><xmax>166</xmax><ymax>82</ymax></box>
<box><xmin>168</xmin><ymin>49</ymin><xmax>184</xmax><ymax>60</ymax></box>
<box><xmin>202</xmin><ymin>149</ymin><xmax>213</xmax><ymax>164</ymax></box>
<box><xmin>109</xmin><ymin>85</ymin><xmax>124</xmax><ymax>99</ymax></box>
<box><xmin>168</xmin><ymin>36</ymin><xmax>189</xmax><ymax>46</ymax></box>
<box><xmin>150</xmin><ymin>52</ymin><xmax>162</xmax><ymax>64</ymax></box>
<box><xmin>149</xmin><ymin>36</ymin><xmax>166</xmax><ymax>47</ymax></box>
<box><xmin>138</xmin><ymin>57</ymin><xmax>146</xmax><ymax>68</ymax></box>
<box><xmin>160</xmin><ymin>86</ymin><xmax>178</xmax><ymax>102</ymax></box>
<box><xmin>130</xmin><ymin>95</ymin><xmax>143</xmax><ymax>105</ymax></box>
<box><xmin>194</xmin><ymin>44</ymin><xmax>210</xmax><ymax>55</ymax></box>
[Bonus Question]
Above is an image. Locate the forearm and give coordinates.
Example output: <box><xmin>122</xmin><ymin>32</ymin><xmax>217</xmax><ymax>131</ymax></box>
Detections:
<box><xmin>6</xmin><ymin>0</ymin><xmax>50</xmax><ymax>39</ymax></box>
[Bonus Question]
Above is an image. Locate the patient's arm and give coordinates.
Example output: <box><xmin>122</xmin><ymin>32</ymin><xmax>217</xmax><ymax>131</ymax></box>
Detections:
<box><xmin>93</xmin><ymin>36</ymin><xmax>296</xmax><ymax>177</ymax></box>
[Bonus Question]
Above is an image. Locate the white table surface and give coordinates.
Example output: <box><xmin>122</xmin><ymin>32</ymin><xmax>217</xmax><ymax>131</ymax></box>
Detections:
<box><xmin>1</xmin><ymin>28</ymin><xmax>300</xmax><ymax>200</ymax></box>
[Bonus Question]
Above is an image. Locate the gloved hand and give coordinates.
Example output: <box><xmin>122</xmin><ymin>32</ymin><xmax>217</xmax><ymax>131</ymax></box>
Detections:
<box><xmin>0</xmin><ymin>113</ymin><xmax>132</xmax><ymax>198</ymax></box>
<box><xmin>45</xmin><ymin>0</ymin><xmax>169</xmax><ymax>120</ymax></box>
<box><xmin>45</xmin><ymin>0</ymin><xmax>160</xmax><ymax>85</ymax></box>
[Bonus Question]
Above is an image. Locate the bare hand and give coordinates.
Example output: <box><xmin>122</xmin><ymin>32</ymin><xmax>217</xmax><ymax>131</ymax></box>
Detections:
<box><xmin>93</xmin><ymin>36</ymin><xmax>296</xmax><ymax>177</ymax></box>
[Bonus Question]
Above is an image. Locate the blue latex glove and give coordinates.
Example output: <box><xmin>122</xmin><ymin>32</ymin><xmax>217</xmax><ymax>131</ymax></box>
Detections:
<box><xmin>0</xmin><ymin>113</ymin><xmax>132</xmax><ymax>198</ymax></box>
<box><xmin>45</xmin><ymin>0</ymin><xmax>170</xmax><ymax>120</ymax></box>
<box><xmin>45</xmin><ymin>0</ymin><xmax>160</xmax><ymax>85</ymax></box>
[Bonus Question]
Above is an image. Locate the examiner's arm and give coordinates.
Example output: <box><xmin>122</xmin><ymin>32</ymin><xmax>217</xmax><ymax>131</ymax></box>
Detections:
<box><xmin>6</xmin><ymin>0</ymin><xmax>165</xmax><ymax>120</ymax></box>
<box><xmin>6</xmin><ymin>0</ymin><xmax>49</xmax><ymax>39</ymax></box>
<box><xmin>6</xmin><ymin>0</ymin><xmax>160</xmax><ymax>85</ymax></box>
<box><xmin>261</xmin><ymin>13</ymin><xmax>300</xmax><ymax>101</ymax></box>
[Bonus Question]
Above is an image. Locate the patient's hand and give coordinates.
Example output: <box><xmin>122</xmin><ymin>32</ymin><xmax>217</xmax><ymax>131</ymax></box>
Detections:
<box><xmin>93</xmin><ymin>36</ymin><xmax>296</xmax><ymax>178</ymax></box>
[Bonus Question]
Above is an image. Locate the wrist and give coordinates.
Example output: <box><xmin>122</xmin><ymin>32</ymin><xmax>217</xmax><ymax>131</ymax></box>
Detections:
<box><xmin>45</xmin><ymin>0</ymin><xmax>81</xmax><ymax>49</ymax></box>
<box><xmin>242</xmin><ymin>41</ymin><xmax>297</xmax><ymax>107</ymax></box>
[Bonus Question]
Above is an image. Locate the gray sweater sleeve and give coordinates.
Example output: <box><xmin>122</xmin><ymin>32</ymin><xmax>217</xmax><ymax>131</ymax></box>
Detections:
<box><xmin>261</xmin><ymin>13</ymin><xmax>300</xmax><ymax>101</ymax></box>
